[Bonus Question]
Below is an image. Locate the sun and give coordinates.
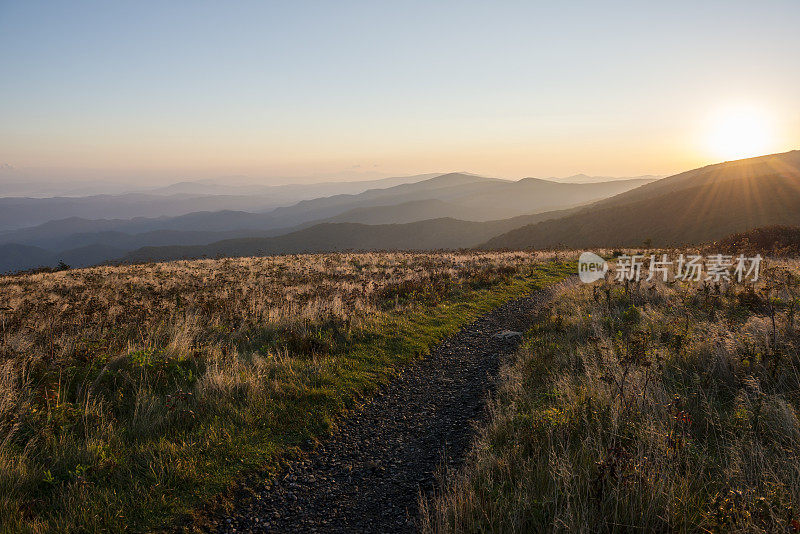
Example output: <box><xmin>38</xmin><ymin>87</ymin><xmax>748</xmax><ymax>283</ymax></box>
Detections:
<box><xmin>707</xmin><ymin>106</ymin><xmax>774</xmax><ymax>161</ymax></box>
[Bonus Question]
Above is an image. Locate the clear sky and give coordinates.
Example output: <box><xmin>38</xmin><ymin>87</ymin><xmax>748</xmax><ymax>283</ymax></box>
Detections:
<box><xmin>1</xmin><ymin>0</ymin><xmax>798</xmax><ymax>183</ymax></box>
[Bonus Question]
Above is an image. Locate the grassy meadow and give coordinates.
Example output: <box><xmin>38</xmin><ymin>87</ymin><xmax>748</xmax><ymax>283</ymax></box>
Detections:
<box><xmin>423</xmin><ymin>256</ymin><xmax>800</xmax><ymax>533</ymax></box>
<box><xmin>0</xmin><ymin>251</ymin><xmax>573</xmax><ymax>532</ymax></box>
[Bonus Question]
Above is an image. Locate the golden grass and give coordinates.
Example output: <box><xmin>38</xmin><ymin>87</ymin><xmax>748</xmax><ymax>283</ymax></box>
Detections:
<box><xmin>0</xmin><ymin>250</ymin><xmax>570</xmax><ymax>532</ymax></box>
<box><xmin>423</xmin><ymin>257</ymin><xmax>800</xmax><ymax>533</ymax></box>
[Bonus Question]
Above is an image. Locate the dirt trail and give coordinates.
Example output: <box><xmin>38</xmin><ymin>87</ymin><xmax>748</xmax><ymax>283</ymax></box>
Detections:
<box><xmin>211</xmin><ymin>285</ymin><xmax>563</xmax><ymax>533</ymax></box>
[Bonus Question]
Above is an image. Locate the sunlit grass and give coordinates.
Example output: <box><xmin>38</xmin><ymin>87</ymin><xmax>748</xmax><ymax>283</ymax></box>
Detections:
<box><xmin>0</xmin><ymin>251</ymin><xmax>574</xmax><ymax>532</ymax></box>
<box><xmin>423</xmin><ymin>258</ymin><xmax>800</xmax><ymax>533</ymax></box>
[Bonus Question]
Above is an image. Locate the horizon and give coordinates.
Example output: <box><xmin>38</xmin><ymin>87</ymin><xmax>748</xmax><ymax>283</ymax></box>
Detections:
<box><xmin>0</xmin><ymin>165</ymin><xmax>669</xmax><ymax>189</ymax></box>
<box><xmin>2</xmin><ymin>1</ymin><xmax>799</xmax><ymax>185</ymax></box>
<box><xmin>0</xmin><ymin>148</ymin><xmax>795</xmax><ymax>190</ymax></box>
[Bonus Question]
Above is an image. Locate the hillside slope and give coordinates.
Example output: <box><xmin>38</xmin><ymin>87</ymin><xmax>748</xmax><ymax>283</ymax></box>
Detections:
<box><xmin>121</xmin><ymin>209</ymin><xmax>580</xmax><ymax>264</ymax></box>
<box><xmin>484</xmin><ymin>151</ymin><xmax>800</xmax><ymax>249</ymax></box>
<box><xmin>0</xmin><ymin>208</ymin><xmax>581</xmax><ymax>274</ymax></box>
<box><xmin>324</xmin><ymin>199</ymin><xmax>476</xmax><ymax>225</ymax></box>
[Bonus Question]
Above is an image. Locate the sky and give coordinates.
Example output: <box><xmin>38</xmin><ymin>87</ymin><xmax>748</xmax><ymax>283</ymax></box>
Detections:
<box><xmin>1</xmin><ymin>0</ymin><xmax>799</xmax><ymax>184</ymax></box>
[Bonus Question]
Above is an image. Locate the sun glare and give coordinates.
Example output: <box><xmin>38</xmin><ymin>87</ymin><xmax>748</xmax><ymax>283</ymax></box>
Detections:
<box><xmin>707</xmin><ymin>106</ymin><xmax>774</xmax><ymax>161</ymax></box>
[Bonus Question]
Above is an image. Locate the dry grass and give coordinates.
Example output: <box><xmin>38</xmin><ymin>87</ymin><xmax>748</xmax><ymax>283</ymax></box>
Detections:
<box><xmin>423</xmin><ymin>256</ymin><xmax>800</xmax><ymax>533</ymax></box>
<box><xmin>0</xmin><ymin>250</ymin><xmax>570</xmax><ymax>532</ymax></box>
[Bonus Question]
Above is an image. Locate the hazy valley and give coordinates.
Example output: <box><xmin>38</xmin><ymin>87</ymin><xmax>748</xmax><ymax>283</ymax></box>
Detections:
<box><xmin>3</xmin><ymin>152</ymin><xmax>799</xmax><ymax>275</ymax></box>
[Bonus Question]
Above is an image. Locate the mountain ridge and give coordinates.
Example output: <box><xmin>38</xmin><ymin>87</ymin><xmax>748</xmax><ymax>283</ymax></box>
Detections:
<box><xmin>483</xmin><ymin>150</ymin><xmax>800</xmax><ymax>249</ymax></box>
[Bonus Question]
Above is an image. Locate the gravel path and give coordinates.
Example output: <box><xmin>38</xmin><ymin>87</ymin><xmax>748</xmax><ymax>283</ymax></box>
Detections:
<box><xmin>211</xmin><ymin>285</ymin><xmax>563</xmax><ymax>533</ymax></box>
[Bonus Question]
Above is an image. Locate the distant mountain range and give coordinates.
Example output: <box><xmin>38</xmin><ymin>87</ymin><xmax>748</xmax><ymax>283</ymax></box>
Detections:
<box><xmin>0</xmin><ymin>173</ymin><xmax>651</xmax><ymax>272</ymax></box>
<box><xmin>544</xmin><ymin>174</ymin><xmax>664</xmax><ymax>184</ymax></box>
<box><xmin>3</xmin><ymin>152</ymin><xmax>799</xmax><ymax>273</ymax></box>
<box><xmin>0</xmin><ymin>173</ymin><xmax>441</xmax><ymax>231</ymax></box>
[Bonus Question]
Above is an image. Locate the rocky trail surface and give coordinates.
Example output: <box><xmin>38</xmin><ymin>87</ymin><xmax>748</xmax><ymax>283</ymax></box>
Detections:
<box><xmin>209</xmin><ymin>284</ymin><xmax>564</xmax><ymax>533</ymax></box>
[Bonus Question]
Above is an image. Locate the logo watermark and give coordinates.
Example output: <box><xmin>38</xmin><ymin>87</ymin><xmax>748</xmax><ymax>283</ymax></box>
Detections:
<box><xmin>578</xmin><ymin>252</ymin><xmax>609</xmax><ymax>283</ymax></box>
<box><xmin>578</xmin><ymin>253</ymin><xmax>763</xmax><ymax>284</ymax></box>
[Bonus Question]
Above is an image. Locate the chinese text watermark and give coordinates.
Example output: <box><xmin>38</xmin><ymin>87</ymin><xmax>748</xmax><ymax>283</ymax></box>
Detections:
<box><xmin>579</xmin><ymin>253</ymin><xmax>763</xmax><ymax>283</ymax></box>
